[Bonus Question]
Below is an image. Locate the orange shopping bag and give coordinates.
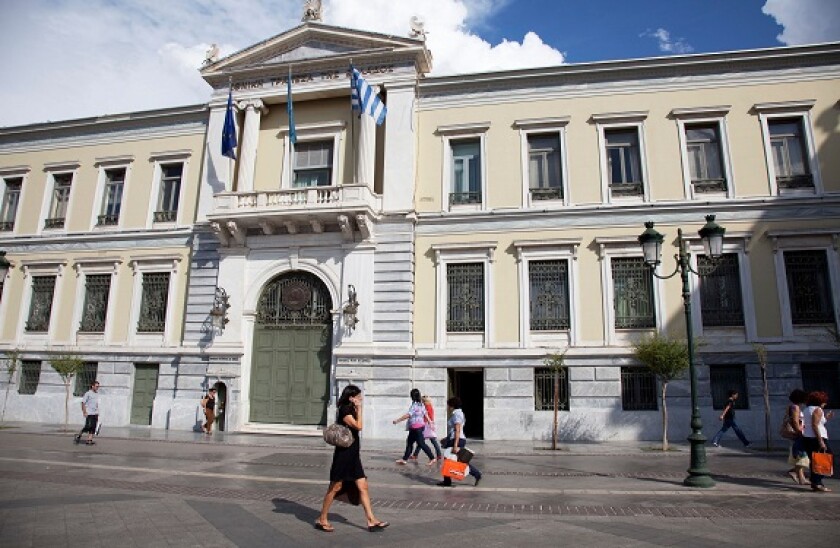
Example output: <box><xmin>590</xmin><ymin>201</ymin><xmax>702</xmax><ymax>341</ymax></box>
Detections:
<box><xmin>441</xmin><ymin>459</ymin><xmax>469</xmax><ymax>481</ymax></box>
<box><xmin>812</xmin><ymin>451</ymin><xmax>834</xmax><ymax>477</ymax></box>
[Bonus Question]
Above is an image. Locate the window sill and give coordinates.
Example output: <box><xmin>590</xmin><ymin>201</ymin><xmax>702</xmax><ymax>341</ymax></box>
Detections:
<box><xmin>445</xmin><ymin>332</ymin><xmax>485</xmax><ymax>348</ymax></box>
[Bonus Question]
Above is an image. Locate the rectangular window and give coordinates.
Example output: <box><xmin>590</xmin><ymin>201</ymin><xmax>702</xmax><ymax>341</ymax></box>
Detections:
<box><xmin>1</xmin><ymin>177</ymin><xmax>22</xmax><ymax>231</ymax></box>
<box><xmin>98</xmin><ymin>168</ymin><xmax>125</xmax><ymax>226</ymax></box>
<box><xmin>446</xmin><ymin>263</ymin><xmax>484</xmax><ymax>332</ymax></box>
<box><xmin>612</xmin><ymin>257</ymin><xmax>655</xmax><ymax>329</ymax></box>
<box><xmin>137</xmin><ymin>272</ymin><xmax>170</xmax><ymax>333</ymax></box>
<box><xmin>293</xmin><ymin>141</ymin><xmax>333</xmax><ymax>187</ymax></box>
<box><xmin>784</xmin><ymin>250</ymin><xmax>835</xmax><ymax>325</ymax></box>
<box><xmin>25</xmin><ymin>275</ymin><xmax>56</xmax><ymax>332</ymax></box>
<box><xmin>73</xmin><ymin>362</ymin><xmax>99</xmax><ymax>397</ymax></box>
<box><xmin>801</xmin><ymin>363</ymin><xmax>840</xmax><ymax>409</ymax></box>
<box><xmin>18</xmin><ymin>360</ymin><xmax>41</xmax><ymax>395</ymax></box>
<box><xmin>605</xmin><ymin>128</ymin><xmax>643</xmax><ymax>196</ymax></box>
<box><xmin>529</xmin><ymin>259</ymin><xmax>570</xmax><ymax>330</ymax></box>
<box><xmin>709</xmin><ymin>365</ymin><xmax>748</xmax><ymax>410</ymax></box>
<box><xmin>450</xmin><ymin>139</ymin><xmax>482</xmax><ymax>205</ymax></box>
<box><xmin>685</xmin><ymin>123</ymin><xmax>726</xmax><ymax>193</ymax></box>
<box><xmin>698</xmin><ymin>254</ymin><xmax>744</xmax><ymax>327</ymax></box>
<box><xmin>45</xmin><ymin>173</ymin><xmax>72</xmax><ymax>229</ymax></box>
<box><xmin>155</xmin><ymin>163</ymin><xmax>182</xmax><ymax>222</ymax></box>
<box><xmin>621</xmin><ymin>367</ymin><xmax>658</xmax><ymax>410</ymax></box>
<box><xmin>79</xmin><ymin>274</ymin><xmax>111</xmax><ymax>332</ymax></box>
<box><xmin>534</xmin><ymin>366</ymin><xmax>569</xmax><ymax>411</ymax></box>
<box><xmin>769</xmin><ymin>118</ymin><xmax>812</xmax><ymax>189</ymax></box>
<box><xmin>528</xmin><ymin>134</ymin><xmax>562</xmax><ymax>201</ymax></box>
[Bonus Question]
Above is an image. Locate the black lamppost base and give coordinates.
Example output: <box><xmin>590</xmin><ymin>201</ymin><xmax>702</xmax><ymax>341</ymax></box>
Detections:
<box><xmin>683</xmin><ymin>433</ymin><xmax>715</xmax><ymax>488</ymax></box>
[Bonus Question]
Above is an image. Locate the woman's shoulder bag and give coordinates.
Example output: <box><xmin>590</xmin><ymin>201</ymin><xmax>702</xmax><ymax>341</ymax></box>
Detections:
<box><xmin>780</xmin><ymin>404</ymin><xmax>798</xmax><ymax>440</ymax></box>
<box><xmin>324</xmin><ymin>409</ymin><xmax>354</xmax><ymax>448</ymax></box>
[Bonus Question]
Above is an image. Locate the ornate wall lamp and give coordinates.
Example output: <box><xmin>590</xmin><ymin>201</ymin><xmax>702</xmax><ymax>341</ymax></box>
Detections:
<box><xmin>209</xmin><ymin>287</ymin><xmax>231</xmax><ymax>331</ymax></box>
<box><xmin>343</xmin><ymin>284</ymin><xmax>359</xmax><ymax>331</ymax></box>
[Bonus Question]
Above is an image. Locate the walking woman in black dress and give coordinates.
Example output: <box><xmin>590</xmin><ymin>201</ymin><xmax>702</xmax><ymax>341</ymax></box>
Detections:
<box><xmin>316</xmin><ymin>384</ymin><xmax>389</xmax><ymax>533</ymax></box>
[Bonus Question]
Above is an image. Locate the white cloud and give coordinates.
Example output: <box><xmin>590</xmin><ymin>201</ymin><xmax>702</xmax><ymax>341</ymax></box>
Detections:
<box><xmin>762</xmin><ymin>0</ymin><xmax>840</xmax><ymax>45</ymax></box>
<box><xmin>640</xmin><ymin>28</ymin><xmax>694</xmax><ymax>54</ymax></box>
<box><xmin>0</xmin><ymin>0</ymin><xmax>564</xmax><ymax>127</ymax></box>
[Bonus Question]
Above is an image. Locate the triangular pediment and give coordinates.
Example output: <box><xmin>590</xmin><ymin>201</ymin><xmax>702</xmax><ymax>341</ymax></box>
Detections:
<box><xmin>202</xmin><ymin>22</ymin><xmax>431</xmax><ymax>83</ymax></box>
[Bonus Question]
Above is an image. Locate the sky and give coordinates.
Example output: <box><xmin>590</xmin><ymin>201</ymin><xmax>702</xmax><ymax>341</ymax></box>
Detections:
<box><xmin>0</xmin><ymin>0</ymin><xmax>838</xmax><ymax>128</ymax></box>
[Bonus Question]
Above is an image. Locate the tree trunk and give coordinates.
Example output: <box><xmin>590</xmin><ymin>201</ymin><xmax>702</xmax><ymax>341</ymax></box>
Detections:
<box><xmin>761</xmin><ymin>364</ymin><xmax>771</xmax><ymax>451</ymax></box>
<box><xmin>661</xmin><ymin>382</ymin><xmax>669</xmax><ymax>451</ymax></box>
<box><xmin>64</xmin><ymin>380</ymin><xmax>70</xmax><ymax>432</ymax></box>
<box><xmin>552</xmin><ymin>371</ymin><xmax>559</xmax><ymax>451</ymax></box>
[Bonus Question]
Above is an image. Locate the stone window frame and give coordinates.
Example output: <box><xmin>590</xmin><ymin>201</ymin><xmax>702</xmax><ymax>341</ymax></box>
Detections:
<box><xmin>90</xmin><ymin>155</ymin><xmax>134</xmax><ymax>231</ymax></box>
<box><xmin>280</xmin><ymin>121</ymin><xmax>345</xmax><ymax>190</ymax></box>
<box><xmin>431</xmin><ymin>242</ymin><xmax>496</xmax><ymax>349</ymax></box>
<box><xmin>38</xmin><ymin>162</ymin><xmax>79</xmax><ymax>235</ymax></box>
<box><xmin>0</xmin><ymin>165</ymin><xmax>30</xmax><ymax>234</ymax></box>
<box><xmin>128</xmin><ymin>255</ymin><xmax>181</xmax><ymax>346</ymax></box>
<box><xmin>147</xmin><ymin>150</ymin><xmax>192</xmax><ymax>228</ymax></box>
<box><xmin>436</xmin><ymin>122</ymin><xmax>491</xmax><ymax>213</ymax></box>
<box><xmin>671</xmin><ymin>106</ymin><xmax>735</xmax><ymax>201</ymax></box>
<box><xmin>514</xmin><ymin>117</ymin><xmax>571</xmax><ymax>208</ymax></box>
<box><xmin>592</xmin><ymin>112</ymin><xmax>650</xmax><ymax>205</ymax></box>
<box><xmin>72</xmin><ymin>257</ymin><xmax>122</xmax><ymax>345</ymax></box>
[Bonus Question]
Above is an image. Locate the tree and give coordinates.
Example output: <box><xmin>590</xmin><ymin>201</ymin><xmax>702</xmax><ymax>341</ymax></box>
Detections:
<box><xmin>50</xmin><ymin>355</ymin><xmax>84</xmax><ymax>431</ymax></box>
<box><xmin>753</xmin><ymin>344</ymin><xmax>772</xmax><ymax>451</ymax></box>
<box><xmin>543</xmin><ymin>351</ymin><xmax>567</xmax><ymax>451</ymax></box>
<box><xmin>633</xmin><ymin>333</ymin><xmax>690</xmax><ymax>451</ymax></box>
<box><xmin>1</xmin><ymin>349</ymin><xmax>20</xmax><ymax>424</ymax></box>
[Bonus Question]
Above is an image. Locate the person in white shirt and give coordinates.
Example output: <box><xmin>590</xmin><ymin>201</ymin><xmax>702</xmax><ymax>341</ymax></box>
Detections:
<box><xmin>75</xmin><ymin>380</ymin><xmax>100</xmax><ymax>446</ymax></box>
<box><xmin>802</xmin><ymin>390</ymin><xmax>835</xmax><ymax>492</ymax></box>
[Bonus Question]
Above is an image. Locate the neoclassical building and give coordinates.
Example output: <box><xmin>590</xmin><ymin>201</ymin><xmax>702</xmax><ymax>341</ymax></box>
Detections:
<box><xmin>1</xmin><ymin>17</ymin><xmax>838</xmax><ymax>441</ymax></box>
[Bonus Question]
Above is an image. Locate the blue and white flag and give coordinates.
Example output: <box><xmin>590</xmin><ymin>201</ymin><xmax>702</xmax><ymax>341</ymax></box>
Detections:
<box><xmin>350</xmin><ymin>65</ymin><xmax>386</xmax><ymax>125</ymax></box>
<box><xmin>287</xmin><ymin>71</ymin><xmax>297</xmax><ymax>144</ymax></box>
<box><xmin>221</xmin><ymin>87</ymin><xmax>237</xmax><ymax>160</ymax></box>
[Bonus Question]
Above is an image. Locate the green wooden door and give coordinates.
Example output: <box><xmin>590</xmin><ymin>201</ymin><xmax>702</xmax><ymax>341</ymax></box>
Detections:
<box><xmin>131</xmin><ymin>364</ymin><xmax>159</xmax><ymax>425</ymax></box>
<box><xmin>250</xmin><ymin>326</ymin><xmax>330</xmax><ymax>424</ymax></box>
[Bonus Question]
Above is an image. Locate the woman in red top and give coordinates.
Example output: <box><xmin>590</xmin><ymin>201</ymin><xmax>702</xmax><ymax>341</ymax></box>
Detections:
<box><xmin>412</xmin><ymin>395</ymin><xmax>443</xmax><ymax>462</ymax></box>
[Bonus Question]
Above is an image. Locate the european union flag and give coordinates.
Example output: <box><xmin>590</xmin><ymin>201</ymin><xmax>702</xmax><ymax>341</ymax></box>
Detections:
<box><xmin>287</xmin><ymin>72</ymin><xmax>296</xmax><ymax>144</ymax></box>
<box><xmin>221</xmin><ymin>88</ymin><xmax>237</xmax><ymax>160</ymax></box>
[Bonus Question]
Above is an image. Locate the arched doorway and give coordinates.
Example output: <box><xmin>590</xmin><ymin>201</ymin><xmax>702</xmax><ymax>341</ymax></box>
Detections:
<box><xmin>250</xmin><ymin>271</ymin><xmax>333</xmax><ymax>425</ymax></box>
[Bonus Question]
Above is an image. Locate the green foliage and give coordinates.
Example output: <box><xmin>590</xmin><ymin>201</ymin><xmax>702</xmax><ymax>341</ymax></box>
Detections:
<box><xmin>543</xmin><ymin>351</ymin><xmax>566</xmax><ymax>370</ymax></box>
<box><xmin>633</xmin><ymin>333</ymin><xmax>689</xmax><ymax>382</ymax></box>
<box><xmin>50</xmin><ymin>355</ymin><xmax>84</xmax><ymax>382</ymax></box>
<box><xmin>3</xmin><ymin>350</ymin><xmax>19</xmax><ymax>378</ymax></box>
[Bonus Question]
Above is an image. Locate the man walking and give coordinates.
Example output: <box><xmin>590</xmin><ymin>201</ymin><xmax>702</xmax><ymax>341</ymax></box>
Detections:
<box><xmin>75</xmin><ymin>380</ymin><xmax>100</xmax><ymax>446</ymax></box>
<box><xmin>711</xmin><ymin>390</ymin><xmax>751</xmax><ymax>448</ymax></box>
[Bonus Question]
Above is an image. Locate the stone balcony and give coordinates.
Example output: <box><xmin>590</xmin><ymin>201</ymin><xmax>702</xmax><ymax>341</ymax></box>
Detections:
<box><xmin>207</xmin><ymin>184</ymin><xmax>381</xmax><ymax>245</ymax></box>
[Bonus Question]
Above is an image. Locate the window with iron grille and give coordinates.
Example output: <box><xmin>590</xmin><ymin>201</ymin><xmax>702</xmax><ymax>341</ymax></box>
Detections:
<box><xmin>612</xmin><ymin>257</ymin><xmax>655</xmax><ymax>329</ymax></box>
<box><xmin>155</xmin><ymin>163</ymin><xmax>182</xmax><ymax>222</ymax></box>
<box><xmin>18</xmin><ymin>360</ymin><xmax>41</xmax><ymax>395</ymax></box>
<box><xmin>769</xmin><ymin>118</ymin><xmax>813</xmax><ymax>189</ymax></box>
<box><xmin>45</xmin><ymin>173</ymin><xmax>72</xmax><ymax>229</ymax></box>
<box><xmin>529</xmin><ymin>260</ymin><xmax>570</xmax><ymax>330</ymax></box>
<box><xmin>605</xmin><ymin>128</ymin><xmax>643</xmax><ymax>197</ymax></box>
<box><xmin>447</xmin><ymin>263</ymin><xmax>484</xmax><ymax>332</ymax></box>
<box><xmin>137</xmin><ymin>272</ymin><xmax>170</xmax><ymax>332</ymax></box>
<box><xmin>685</xmin><ymin>123</ymin><xmax>726</xmax><ymax>193</ymax></box>
<box><xmin>528</xmin><ymin>134</ymin><xmax>562</xmax><ymax>201</ymax></box>
<box><xmin>801</xmin><ymin>363</ymin><xmax>840</xmax><ymax>409</ymax></box>
<box><xmin>79</xmin><ymin>274</ymin><xmax>111</xmax><ymax>332</ymax></box>
<box><xmin>73</xmin><ymin>362</ymin><xmax>99</xmax><ymax>397</ymax></box>
<box><xmin>1</xmin><ymin>177</ymin><xmax>22</xmax><ymax>231</ymax></box>
<box><xmin>450</xmin><ymin>139</ymin><xmax>482</xmax><ymax>205</ymax></box>
<box><xmin>25</xmin><ymin>275</ymin><xmax>56</xmax><ymax>332</ymax></box>
<box><xmin>621</xmin><ymin>367</ymin><xmax>658</xmax><ymax>410</ymax></box>
<box><xmin>698</xmin><ymin>254</ymin><xmax>744</xmax><ymax>327</ymax></box>
<box><xmin>534</xmin><ymin>366</ymin><xmax>569</xmax><ymax>411</ymax></box>
<box><xmin>784</xmin><ymin>250</ymin><xmax>834</xmax><ymax>325</ymax></box>
<box><xmin>294</xmin><ymin>141</ymin><xmax>333</xmax><ymax>187</ymax></box>
<box><xmin>98</xmin><ymin>168</ymin><xmax>124</xmax><ymax>226</ymax></box>
<box><xmin>709</xmin><ymin>365</ymin><xmax>748</xmax><ymax>409</ymax></box>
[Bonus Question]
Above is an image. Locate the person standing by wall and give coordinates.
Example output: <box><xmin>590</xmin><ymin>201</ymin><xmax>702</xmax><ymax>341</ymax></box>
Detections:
<box><xmin>74</xmin><ymin>380</ymin><xmax>100</xmax><ymax>446</ymax></box>
<box><xmin>201</xmin><ymin>388</ymin><xmax>217</xmax><ymax>435</ymax></box>
<box><xmin>438</xmin><ymin>396</ymin><xmax>482</xmax><ymax>487</ymax></box>
<box><xmin>711</xmin><ymin>390</ymin><xmax>751</xmax><ymax>448</ymax></box>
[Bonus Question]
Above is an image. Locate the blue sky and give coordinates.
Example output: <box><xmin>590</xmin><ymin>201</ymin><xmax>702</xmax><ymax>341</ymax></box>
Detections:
<box><xmin>0</xmin><ymin>0</ymin><xmax>838</xmax><ymax>127</ymax></box>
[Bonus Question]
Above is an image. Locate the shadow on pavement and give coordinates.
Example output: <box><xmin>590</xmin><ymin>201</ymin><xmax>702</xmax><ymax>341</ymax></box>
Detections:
<box><xmin>272</xmin><ymin>496</ymin><xmax>368</xmax><ymax>532</ymax></box>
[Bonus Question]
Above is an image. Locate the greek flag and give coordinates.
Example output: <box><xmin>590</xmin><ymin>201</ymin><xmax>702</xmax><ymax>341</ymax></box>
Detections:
<box><xmin>350</xmin><ymin>65</ymin><xmax>386</xmax><ymax>125</ymax></box>
<box><xmin>221</xmin><ymin>87</ymin><xmax>237</xmax><ymax>159</ymax></box>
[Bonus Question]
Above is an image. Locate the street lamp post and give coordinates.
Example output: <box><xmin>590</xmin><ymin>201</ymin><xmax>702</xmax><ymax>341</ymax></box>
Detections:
<box><xmin>638</xmin><ymin>215</ymin><xmax>726</xmax><ymax>488</ymax></box>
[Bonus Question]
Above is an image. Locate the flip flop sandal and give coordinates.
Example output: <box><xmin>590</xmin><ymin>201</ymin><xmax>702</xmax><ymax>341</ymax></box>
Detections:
<box><xmin>314</xmin><ymin>521</ymin><xmax>334</xmax><ymax>532</ymax></box>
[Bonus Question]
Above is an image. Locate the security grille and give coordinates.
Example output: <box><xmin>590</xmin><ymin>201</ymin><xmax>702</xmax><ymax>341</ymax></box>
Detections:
<box><xmin>256</xmin><ymin>272</ymin><xmax>332</xmax><ymax>326</ymax></box>
<box><xmin>709</xmin><ymin>365</ymin><xmax>748</xmax><ymax>409</ymax></box>
<box><xmin>18</xmin><ymin>360</ymin><xmax>41</xmax><ymax>395</ymax></box>
<box><xmin>612</xmin><ymin>257</ymin><xmax>655</xmax><ymax>329</ymax></box>
<box><xmin>801</xmin><ymin>363</ymin><xmax>840</xmax><ymax>409</ymax></box>
<box><xmin>529</xmin><ymin>260</ymin><xmax>570</xmax><ymax>330</ymax></box>
<box><xmin>137</xmin><ymin>272</ymin><xmax>170</xmax><ymax>332</ymax></box>
<box><xmin>698</xmin><ymin>254</ymin><xmax>744</xmax><ymax>327</ymax></box>
<box><xmin>447</xmin><ymin>263</ymin><xmax>484</xmax><ymax>332</ymax></box>
<box><xmin>621</xmin><ymin>368</ymin><xmax>658</xmax><ymax>410</ymax></box>
<box><xmin>25</xmin><ymin>276</ymin><xmax>56</xmax><ymax>332</ymax></box>
<box><xmin>79</xmin><ymin>274</ymin><xmax>111</xmax><ymax>332</ymax></box>
<box><xmin>73</xmin><ymin>362</ymin><xmax>99</xmax><ymax>397</ymax></box>
<box><xmin>784</xmin><ymin>250</ymin><xmax>835</xmax><ymax>325</ymax></box>
<box><xmin>534</xmin><ymin>367</ymin><xmax>569</xmax><ymax>411</ymax></box>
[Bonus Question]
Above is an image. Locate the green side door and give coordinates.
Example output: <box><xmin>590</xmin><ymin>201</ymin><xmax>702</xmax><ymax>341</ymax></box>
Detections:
<box><xmin>130</xmin><ymin>364</ymin><xmax>159</xmax><ymax>425</ymax></box>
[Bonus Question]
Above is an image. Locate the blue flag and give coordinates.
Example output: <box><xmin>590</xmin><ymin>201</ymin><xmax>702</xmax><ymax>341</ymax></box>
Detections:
<box><xmin>287</xmin><ymin>73</ymin><xmax>296</xmax><ymax>144</ymax></box>
<box><xmin>221</xmin><ymin>88</ymin><xmax>237</xmax><ymax>159</ymax></box>
<box><xmin>350</xmin><ymin>65</ymin><xmax>386</xmax><ymax>125</ymax></box>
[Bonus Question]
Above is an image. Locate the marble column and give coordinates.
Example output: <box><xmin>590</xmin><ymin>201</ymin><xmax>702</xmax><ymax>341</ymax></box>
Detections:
<box><xmin>236</xmin><ymin>99</ymin><xmax>268</xmax><ymax>193</ymax></box>
<box><xmin>355</xmin><ymin>89</ymin><xmax>377</xmax><ymax>187</ymax></box>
